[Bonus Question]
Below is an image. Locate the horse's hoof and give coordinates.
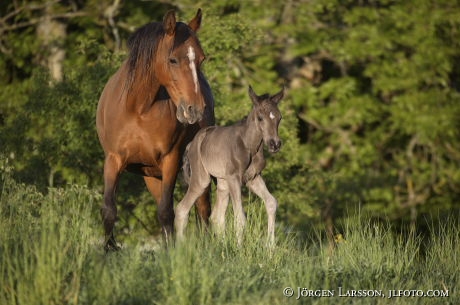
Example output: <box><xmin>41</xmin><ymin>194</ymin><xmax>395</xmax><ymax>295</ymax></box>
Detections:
<box><xmin>104</xmin><ymin>237</ymin><xmax>121</xmax><ymax>252</ymax></box>
<box><xmin>104</xmin><ymin>243</ymin><xmax>121</xmax><ymax>253</ymax></box>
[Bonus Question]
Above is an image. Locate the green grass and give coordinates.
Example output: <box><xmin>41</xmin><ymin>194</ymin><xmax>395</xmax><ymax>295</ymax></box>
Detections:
<box><xmin>0</xmin><ymin>175</ymin><xmax>457</xmax><ymax>305</ymax></box>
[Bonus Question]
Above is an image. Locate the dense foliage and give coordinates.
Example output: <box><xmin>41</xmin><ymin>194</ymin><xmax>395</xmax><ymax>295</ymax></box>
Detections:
<box><xmin>1</xmin><ymin>0</ymin><xmax>459</xmax><ymax>238</ymax></box>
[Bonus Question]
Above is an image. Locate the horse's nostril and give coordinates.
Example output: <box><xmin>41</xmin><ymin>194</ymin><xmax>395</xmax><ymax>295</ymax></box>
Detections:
<box><xmin>187</xmin><ymin>105</ymin><xmax>193</xmax><ymax>113</ymax></box>
<box><xmin>269</xmin><ymin>139</ymin><xmax>281</xmax><ymax>152</ymax></box>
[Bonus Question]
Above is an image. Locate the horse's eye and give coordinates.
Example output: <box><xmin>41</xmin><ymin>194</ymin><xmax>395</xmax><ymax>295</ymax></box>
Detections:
<box><xmin>169</xmin><ymin>58</ymin><xmax>178</xmax><ymax>65</ymax></box>
<box><xmin>258</xmin><ymin>116</ymin><xmax>263</xmax><ymax>122</ymax></box>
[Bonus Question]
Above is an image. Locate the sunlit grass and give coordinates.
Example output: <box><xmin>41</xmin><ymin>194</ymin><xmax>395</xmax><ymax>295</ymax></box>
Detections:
<box><xmin>0</xmin><ymin>175</ymin><xmax>457</xmax><ymax>305</ymax></box>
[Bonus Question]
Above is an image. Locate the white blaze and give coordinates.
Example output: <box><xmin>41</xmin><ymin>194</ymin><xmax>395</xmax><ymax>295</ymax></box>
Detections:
<box><xmin>269</xmin><ymin>112</ymin><xmax>275</xmax><ymax>120</ymax></box>
<box><xmin>187</xmin><ymin>46</ymin><xmax>199</xmax><ymax>93</ymax></box>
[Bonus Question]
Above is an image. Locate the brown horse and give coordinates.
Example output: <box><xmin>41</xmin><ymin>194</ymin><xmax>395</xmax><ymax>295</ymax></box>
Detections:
<box><xmin>96</xmin><ymin>9</ymin><xmax>214</xmax><ymax>250</ymax></box>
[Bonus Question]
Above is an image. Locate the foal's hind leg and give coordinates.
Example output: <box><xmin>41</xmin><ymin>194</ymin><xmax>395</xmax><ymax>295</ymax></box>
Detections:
<box><xmin>210</xmin><ymin>178</ymin><xmax>230</xmax><ymax>236</ymax></box>
<box><xmin>101</xmin><ymin>153</ymin><xmax>123</xmax><ymax>251</ymax></box>
<box><xmin>194</xmin><ymin>186</ymin><xmax>212</xmax><ymax>230</ymax></box>
<box><xmin>227</xmin><ymin>178</ymin><xmax>246</xmax><ymax>245</ymax></box>
<box><xmin>175</xmin><ymin>157</ymin><xmax>210</xmax><ymax>240</ymax></box>
<box><xmin>246</xmin><ymin>175</ymin><xmax>278</xmax><ymax>247</ymax></box>
<box><xmin>175</xmin><ymin>176</ymin><xmax>210</xmax><ymax>241</ymax></box>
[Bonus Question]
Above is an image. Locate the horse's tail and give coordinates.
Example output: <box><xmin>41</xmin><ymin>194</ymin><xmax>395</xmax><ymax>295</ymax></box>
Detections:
<box><xmin>182</xmin><ymin>142</ymin><xmax>192</xmax><ymax>185</ymax></box>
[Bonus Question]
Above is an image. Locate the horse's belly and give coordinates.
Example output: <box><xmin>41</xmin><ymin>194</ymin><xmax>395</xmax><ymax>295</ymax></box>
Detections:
<box><xmin>126</xmin><ymin>163</ymin><xmax>162</xmax><ymax>178</ymax></box>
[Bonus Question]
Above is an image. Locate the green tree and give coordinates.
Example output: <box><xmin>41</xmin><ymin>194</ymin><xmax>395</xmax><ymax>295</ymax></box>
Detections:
<box><xmin>285</xmin><ymin>0</ymin><xmax>460</xmax><ymax>229</ymax></box>
<box><xmin>1</xmin><ymin>0</ymin><xmax>459</xmax><ymax>238</ymax></box>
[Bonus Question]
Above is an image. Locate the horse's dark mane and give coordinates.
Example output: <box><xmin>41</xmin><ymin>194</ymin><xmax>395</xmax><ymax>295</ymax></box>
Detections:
<box><xmin>126</xmin><ymin>21</ymin><xmax>193</xmax><ymax>90</ymax></box>
<box><xmin>126</xmin><ymin>22</ymin><xmax>163</xmax><ymax>87</ymax></box>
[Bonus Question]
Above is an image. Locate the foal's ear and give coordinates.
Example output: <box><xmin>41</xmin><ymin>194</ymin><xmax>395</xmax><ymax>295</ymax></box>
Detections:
<box><xmin>188</xmin><ymin>8</ymin><xmax>202</xmax><ymax>32</ymax></box>
<box><xmin>271</xmin><ymin>86</ymin><xmax>285</xmax><ymax>104</ymax></box>
<box><xmin>248</xmin><ymin>85</ymin><xmax>260</xmax><ymax>105</ymax></box>
<box><xmin>163</xmin><ymin>10</ymin><xmax>176</xmax><ymax>36</ymax></box>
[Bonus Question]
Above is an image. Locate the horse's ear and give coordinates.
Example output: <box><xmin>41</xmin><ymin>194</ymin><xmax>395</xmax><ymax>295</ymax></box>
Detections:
<box><xmin>248</xmin><ymin>85</ymin><xmax>260</xmax><ymax>105</ymax></box>
<box><xmin>188</xmin><ymin>8</ymin><xmax>202</xmax><ymax>32</ymax></box>
<box><xmin>163</xmin><ymin>10</ymin><xmax>176</xmax><ymax>36</ymax></box>
<box><xmin>271</xmin><ymin>86</ymin><xmax>285</xmax><ymax>104</ymax></box>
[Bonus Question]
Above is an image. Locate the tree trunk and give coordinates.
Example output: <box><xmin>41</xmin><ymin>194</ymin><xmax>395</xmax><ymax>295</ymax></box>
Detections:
<box><xmin>36</xmin><ymin>5</ymin><xmax>67</xmax><ymax>82</ymax></box>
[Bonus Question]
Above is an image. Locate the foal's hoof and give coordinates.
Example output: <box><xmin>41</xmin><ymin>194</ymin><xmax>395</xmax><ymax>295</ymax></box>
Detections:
<box><xmin>104</xmin><ymin>237</ymin><xmax>121</xmax><ymax>252</ymax></box>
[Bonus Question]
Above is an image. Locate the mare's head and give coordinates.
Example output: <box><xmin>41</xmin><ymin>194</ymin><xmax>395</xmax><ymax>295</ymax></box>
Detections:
<box><xmin>128</xmin><ymin>9</ymin><xmax>207</xmax><ymax>124</ymax></box>
<box><xmin>248</xmin><ymin>85</ymin><xmax>285</xmax><ymax>153</ymax></box>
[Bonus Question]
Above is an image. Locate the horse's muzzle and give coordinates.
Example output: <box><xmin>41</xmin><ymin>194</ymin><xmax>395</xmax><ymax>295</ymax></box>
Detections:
<box><xmin>268</xmin><ymin>139</ymin><xmax>282</xmax><ymax>153</ymax></box>
<box><xmin>177</xmin><ymin>102</ymin><xmax>203</xmax><ymax>124</ymax></box>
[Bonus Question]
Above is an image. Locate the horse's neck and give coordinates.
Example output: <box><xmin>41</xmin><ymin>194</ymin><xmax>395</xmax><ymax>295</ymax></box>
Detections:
<box><xmin>241</xmin><ymin>111</ymin><xmax>263</xmax><ymax>154</ymax></box>
<box><xmin>124</xmin><ymin>63</ymin><xmax>161</xmax><ymax>114</ymax></box>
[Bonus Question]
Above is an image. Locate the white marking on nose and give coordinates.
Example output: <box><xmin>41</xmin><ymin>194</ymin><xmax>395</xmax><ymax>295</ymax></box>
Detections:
<box><xmin>187</xmin><ymin>46</ymin><xmax>199</xmax><ymax>93</ymax></box>
<box><xmin>269</xmin><ymin>112</ymin><xmax>275</xmax><ymax>120</ymax></box>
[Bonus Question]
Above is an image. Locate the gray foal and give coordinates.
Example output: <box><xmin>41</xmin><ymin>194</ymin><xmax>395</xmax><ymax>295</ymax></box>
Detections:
<box><xmin>175</xmin><ymin>85</ymin><xmax>285</xmax><ymax>245</ymax></box>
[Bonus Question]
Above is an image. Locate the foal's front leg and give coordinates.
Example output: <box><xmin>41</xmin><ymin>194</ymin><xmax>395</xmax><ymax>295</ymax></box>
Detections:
<box><xmin>246</xmin><ymin>175</ymin><xmax>278</xmax><ymax>246</ymax></box>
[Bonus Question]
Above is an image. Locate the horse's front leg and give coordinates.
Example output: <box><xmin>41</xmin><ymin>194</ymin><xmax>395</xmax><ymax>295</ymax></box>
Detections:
<box><xmin>101</xmin><ymin>153</ymin><xmax>124</xmax><ymax>251</ymax></box>
<box><xmin>246</xmin><ymin>175</ymin><xmax>278</xmax><ymax>247</ymax></box>
<box><xmin>158</xmin><ymin>151</ymin><xmax>180</xmax><ymax>243</ymax></box>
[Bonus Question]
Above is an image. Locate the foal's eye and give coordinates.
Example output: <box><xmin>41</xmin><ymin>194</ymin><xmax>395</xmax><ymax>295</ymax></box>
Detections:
<box><xmin>169</xmin><ymin>58</ymin><xmax>178</xmax><ymax>65</ymax></box>
<box><xmin>258</xmin><ymin>116</ymin><xmax>263</xmax><ymax>122</ymax></box>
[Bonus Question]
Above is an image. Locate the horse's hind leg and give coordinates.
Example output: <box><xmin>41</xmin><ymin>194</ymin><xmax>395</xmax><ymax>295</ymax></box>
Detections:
<box><xmin>101</xmin><ymin>153</ymin><xmax>123</xmax><ymax>251</ymax></box>
<box><xmin>246</xmin><ymin>175</ymin><xmax>278</xmax><ymax>247</ymax></box>
<box><xmin>144</xmin><ymin>176</ymin><xmax>162</xmax><ymax>205</ymax></box>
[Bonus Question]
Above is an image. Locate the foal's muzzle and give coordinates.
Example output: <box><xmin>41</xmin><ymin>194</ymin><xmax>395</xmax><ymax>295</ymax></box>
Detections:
<box><xmin>177</xmin><ymin>102</ymin><xmax>203</xmax><ymax>124</ymax></box>
<box><xmin>268</xmin><ymin>139</ymin><xmax>282</xmax><ymax>153</ymax></box>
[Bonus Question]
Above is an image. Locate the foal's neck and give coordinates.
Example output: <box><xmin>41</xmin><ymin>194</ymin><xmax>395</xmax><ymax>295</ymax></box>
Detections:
<box><xmin>242</xmin><ymin>110</ymin><xmax>263</xmax><ymax>154</ymax></box>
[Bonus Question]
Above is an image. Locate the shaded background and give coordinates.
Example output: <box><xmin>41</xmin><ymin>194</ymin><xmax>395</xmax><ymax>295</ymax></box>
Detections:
<box><xmin>1</xmin><ymin>0</ymin><xmax>459</xmax><ymax>243</ymax></box>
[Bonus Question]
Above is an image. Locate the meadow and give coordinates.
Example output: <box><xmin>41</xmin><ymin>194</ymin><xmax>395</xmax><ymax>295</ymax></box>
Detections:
<box><xmin>0</xmin><ymin>172</ymin><xmax>457</xmax><ymax>305</ymax></box>
<box><xmin>1</xmin><ymin>2</ymin><xmax>459</xmax><ymax>304</ymax></box>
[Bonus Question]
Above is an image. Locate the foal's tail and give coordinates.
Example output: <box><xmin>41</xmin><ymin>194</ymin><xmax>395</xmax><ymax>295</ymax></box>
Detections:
<box><xmin>182</xmin><ymin>142</ymin><xmax>192</xmax><ymax>185</ymax></box>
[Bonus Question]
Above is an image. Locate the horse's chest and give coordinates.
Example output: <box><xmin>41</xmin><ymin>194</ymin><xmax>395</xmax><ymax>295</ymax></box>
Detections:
<box><xmin>124</xmin><ymin>119</ymin><xmax>188</xmax><ymax>172</ymax></box>
<box><xmin>146</xmin><ymin>127</ymin><xmax>187</xmax><ymax>159</ymax></box>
